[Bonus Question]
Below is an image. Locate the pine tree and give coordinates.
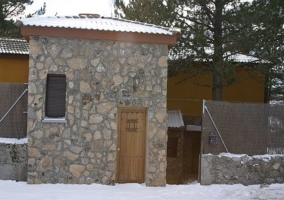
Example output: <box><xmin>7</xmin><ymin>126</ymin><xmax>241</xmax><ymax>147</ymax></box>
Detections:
<box><xmin>0</xmin><ymin>0</ymin><xmax>46</xmax><ymax>38</ymax></box>
<box><xmin>115</xmin><ymin>0</ymin><xmax>283</xmax><ymax>101</ymax></box>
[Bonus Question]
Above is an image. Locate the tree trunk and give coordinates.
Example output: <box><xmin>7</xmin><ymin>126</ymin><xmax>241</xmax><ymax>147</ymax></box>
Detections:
<box><xmin>212</xmin><ymin>0</ymin><xmax>224</xmax><ymax>101</ymax></box>
<box><xmin>264</xmin><ymin>68</ymin><xmax>271</xmax><ymax>103</ymax></box>
<box><xmin>212</xmin><ymin>73</ymin><xmax>223</xmax><ymax>101</ymax></box>
<box><xmin>0</xmin><ymin>3</ymin><xmax>4</xmax><ymax>24</ymax></box>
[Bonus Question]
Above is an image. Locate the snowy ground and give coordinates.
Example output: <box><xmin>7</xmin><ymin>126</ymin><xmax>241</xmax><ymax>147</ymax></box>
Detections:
<box><xmin>1</xmin><ymin>181</ymin><xmax>284</xmax><ymax>200</ymax></box>
<box><xmin>1</xmin><ymin>138</ymin><xmax>284</xmax><ymax>199</ymax></box>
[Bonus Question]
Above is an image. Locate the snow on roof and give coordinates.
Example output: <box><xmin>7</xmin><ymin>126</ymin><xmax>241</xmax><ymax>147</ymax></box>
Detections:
<box><xmin>168</xmin><ymin>110</ymin><xmax>184</xmax><ymax>128</ymax></box>
<box><xmin>227</xmin><ymin>53</ymin><xmax>266</xmax><ymax>63</ymax></box>
<box><xmin>0</xmin><ymin>38</ymin><xmax>29</xmax><ymax>55</ymax></box>
<box><xmin>170</xmin><ymin>48</ymin><xmax>268</xmax><ymax>63</ymax></box>
<box><xmin>20</xmin><ymin>15</ymin><xmax>180</xmax><ymax>36</ymax></box>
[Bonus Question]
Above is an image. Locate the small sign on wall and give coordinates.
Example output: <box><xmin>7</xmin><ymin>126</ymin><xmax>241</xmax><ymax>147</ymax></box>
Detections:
<box><xmin>209</xmin><ymin>133</ymin><xmax>217</xmax><ymax>145</ymax></box>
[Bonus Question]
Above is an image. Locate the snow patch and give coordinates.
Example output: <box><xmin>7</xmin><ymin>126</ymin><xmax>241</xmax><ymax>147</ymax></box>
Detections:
<box><xmin>0</xmin><ymin>138</ymin><xmax>27</xmax><ymax>144</ymax></box>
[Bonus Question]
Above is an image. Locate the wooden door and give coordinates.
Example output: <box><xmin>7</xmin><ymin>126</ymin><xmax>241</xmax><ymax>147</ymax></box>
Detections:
<box><xmin>116</xmin><ymin>107</ymin><xmax>146</xmax><ymax>183</ymax></box>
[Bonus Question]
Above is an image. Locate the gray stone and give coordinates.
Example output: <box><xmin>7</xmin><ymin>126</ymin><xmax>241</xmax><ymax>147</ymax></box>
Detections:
<box><xmin>26</xmin><ymin>37</ymin><xmax>169</xmax><ymax>186</ymax></box>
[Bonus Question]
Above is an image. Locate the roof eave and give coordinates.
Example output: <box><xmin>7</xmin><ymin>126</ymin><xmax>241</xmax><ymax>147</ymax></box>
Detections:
<box><xmin>21</xmin><ymin>26</ymin><xmax>179</xmax><ymax>47</ymax></box>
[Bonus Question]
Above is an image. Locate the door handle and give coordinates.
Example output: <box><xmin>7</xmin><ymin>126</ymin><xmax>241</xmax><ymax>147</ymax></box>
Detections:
<box><xmin>118</xmin><ymin>148</ymin><xmax>120</xmax><ymax>151</ymax></box>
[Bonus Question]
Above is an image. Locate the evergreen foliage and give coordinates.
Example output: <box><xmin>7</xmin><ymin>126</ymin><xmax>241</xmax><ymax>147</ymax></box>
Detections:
<box><xmin>0</xmin><ymin>0</ymin><xmax>46</xmax><ymax>38</ymax></box>
<box><xmin>115</xmin><ymin>0</ymin><xmax>284</xmax><ymax>101</ymax></box>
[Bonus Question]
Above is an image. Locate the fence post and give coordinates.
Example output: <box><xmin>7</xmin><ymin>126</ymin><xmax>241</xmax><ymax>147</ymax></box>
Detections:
<box><xmin>204</xmin><ymin>105</ymin><xmax>229</xmax><ymax>153</ymax></box>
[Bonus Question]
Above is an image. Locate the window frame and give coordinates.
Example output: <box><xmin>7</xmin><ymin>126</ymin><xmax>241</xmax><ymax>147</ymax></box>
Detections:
<box><xmin>42</xmin><ymin>74</ymin><xmax>67</xmax><ymax>123</ymax></box>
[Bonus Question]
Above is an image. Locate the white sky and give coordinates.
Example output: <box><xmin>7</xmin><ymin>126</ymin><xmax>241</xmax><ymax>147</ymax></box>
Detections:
<box><xmin>24</xmin><ymin>0</ymin><xmax>128</xmax><ymax>18</ymax></box>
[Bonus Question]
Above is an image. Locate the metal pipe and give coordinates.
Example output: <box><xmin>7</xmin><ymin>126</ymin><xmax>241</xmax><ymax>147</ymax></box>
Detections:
<box><xmin>204</xmin><ymin>106</ymin><xmax>229</xmax><ymax>153</ymax></box>
<box><xmin>0</xmin><ymin>88</ymin><xmax>28</xmax><ymax>124</ymax></box>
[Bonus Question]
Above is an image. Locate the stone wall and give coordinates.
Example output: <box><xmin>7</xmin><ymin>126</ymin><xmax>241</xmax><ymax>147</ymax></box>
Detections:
<box><xmin>0</xmin><ymin>143</ymin><xmax>27</xmax><ymax>181</ymax></box>
<box><xmin>27</xmin><ymin>36</ymin><xmax>168</xmax><ymax>186</ymax></box>
<box><xmin>201</xmin><ymin>154</ymin><xmax>284</xmax><ymax>185</ymax></box>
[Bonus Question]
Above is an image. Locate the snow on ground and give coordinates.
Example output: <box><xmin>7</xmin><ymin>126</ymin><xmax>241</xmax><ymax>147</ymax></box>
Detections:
<box><xmin>0</xmin><ymin>137</ymin><xmax>27</xmax><ymax>144</ymax></box>
<box><xmin>1</xmin><ymin>139</ymin><xmax>284</xmax><ymax>199</ymax></box>
<box><xmin>1</xmin><ymin>181</ymin><xmax>284</xmax><ymax>200</ymax></box>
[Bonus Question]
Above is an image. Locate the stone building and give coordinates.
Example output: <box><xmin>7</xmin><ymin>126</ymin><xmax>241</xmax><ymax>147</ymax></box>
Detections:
<box><xmin>20</xmin><ymin>14</ymin><xmax>179</xmax><ymax>186</ymax></box>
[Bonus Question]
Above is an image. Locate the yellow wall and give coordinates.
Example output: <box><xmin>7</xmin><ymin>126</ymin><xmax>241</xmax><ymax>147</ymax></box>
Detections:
<box><xmin>0</xmin><ymin>56</ymin><xmax>29</xmax><ymax>83</ymax></box>
<box><xmin>167</xmin><ymin>69</ymin><xmax>265</xmax><ymax>116</ymax></box>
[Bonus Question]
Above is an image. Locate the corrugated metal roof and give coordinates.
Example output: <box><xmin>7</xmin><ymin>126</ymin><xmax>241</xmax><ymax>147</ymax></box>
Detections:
<box><xmin>0</xmin><ymin>38</ymin><xmax>29</xmax><ymax>55</ymax></box>
<box><xmin>228</xmin><ymin>53</ymin><xmax>266</xmax><ymax>63</ymax></box>
<box><xmin>168</xmin><ymin>110</ymin><xmax>184</xmax><ymax>128</ymax></box>
<box><xmin>20</xmin><ymin>15</ymin><xmax>180</xmax><ymax>36</ymax></box>
<box><xmin>170</xmin><ymin>49</ymin><xmax>268</xmax><ymax>63</ymax></box>
<box><xmin>186</xmin><ymin>125</ymin><xmax>201</xmax><ymax>131</ymax></box>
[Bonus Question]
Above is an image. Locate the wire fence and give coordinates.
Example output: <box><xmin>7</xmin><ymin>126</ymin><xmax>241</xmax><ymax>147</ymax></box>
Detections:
<box><xmin>202</xmin><ymin>100</ymin><xmax>284</xmax><ymax>155</ymax></box>
<box><xmin>0</xmin><ymin>83</ymin><xmax>28</xmax><ymax>139</ymax></box>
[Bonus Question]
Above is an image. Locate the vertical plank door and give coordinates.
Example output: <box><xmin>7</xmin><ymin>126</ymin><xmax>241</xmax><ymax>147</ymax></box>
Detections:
<box><xmin>116</xmin><ymin>107</ymin><xmax>146</xmax><ymax>183</ymax></box>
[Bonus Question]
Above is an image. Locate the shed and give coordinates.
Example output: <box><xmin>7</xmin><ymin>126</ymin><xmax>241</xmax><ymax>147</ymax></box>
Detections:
<box><xmin>20</xmin><ymin>14</ymin><xmax>179</xmax><ymax>186</ymax></box>
<box><xmin>167</xmin><ymin>110</ymin><xmax>184</xmax><ymax>184</ymax></box>
<box><xmin>0</xmin><ymin>38</ymin><xmax>29</xmax><ymax>83</ymax></box>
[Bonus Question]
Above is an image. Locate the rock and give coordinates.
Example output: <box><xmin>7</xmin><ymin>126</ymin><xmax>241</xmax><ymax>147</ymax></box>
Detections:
<box><xmin>60</xmin><ymin>48</ymin><xmax>72</xmax><ymax>58</ymax></box>
<box><xmin>113</xmin><ymin>75</ymin><xmax>123</xmax><ymax>86</ymax></box>
<box><xmin>48</xmin><ymin>43</ymin><xmax>62</xmax><ymax>58</ymax></box>
<box><xmin>42</xmin><ymin>143</ymin><xmax>56</xmax><ymax>151</ymax></box>
<box><xmin>67</xmin><ymin>57</ymin><xmax>87</xmax><ymax>69</ymax></box>
<box><xmin>69</xmin><ymin>146</ymin><xmax>83</xmax><ymax>154</ymax></box>
<box><xmin>37</xmin><ymin>156</ymin><xmax>52</xmax><ymax>171</ymax></box>
<box><xmin>273</xmin><ymin>163</ymin><xmax>280</xmax><ymax>170</ymax></box>
<box><xmin>28</xmin><ymin>148</ymin><xmax>41</xmax><ymax>158</ymax></box>
<box><xmin>91</xmin><ymin>140</ymin><xmax>103</xmax><ymax>152</ymax></box>
<box><xmin>80</xmin><ymin>81</ymin><xmax>91</xmax><ymax>93</ymax></box>
<box><xmin>158</xmin><ymin>56</ymin><xmax>167</xmax><ymax>67</ymax></box>
<box><xmin>89</xmin><ymin>114</ymin><xmax>103</xmax><ymax>124</ymax></box>
<box><xmin>90</xmin><ymin>58</ymin><xmax>100</xmax><ymax>67</ymax></box>
<box><xmin>30</xmin><ymin>39</ymin><xmax>43</xmax><ymax>55</ymax></box>
<box><xmin>97</xmin><ymin>102</ymin><xmax>116</xmax><ymax>114</ymax></box>
<box><xmin>70</xmin><ymin>164</ymin><xmax>85</xmax><ymax>178</ymax></box>
<box><xmin>63</xmin><ymin>151</ymin><xmax>79</xmax><ymax>161</ymax></box>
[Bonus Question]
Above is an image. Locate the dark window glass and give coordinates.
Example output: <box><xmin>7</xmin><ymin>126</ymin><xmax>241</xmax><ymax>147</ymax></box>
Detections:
<box><xmin>45</xmin><ymin>74</ymin><xmax>66</xmax><ymax>118</ymax></box>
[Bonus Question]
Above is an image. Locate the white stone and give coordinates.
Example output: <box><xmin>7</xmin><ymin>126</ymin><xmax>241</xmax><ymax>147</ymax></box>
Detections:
<box><xmin>96</xmin><ymin>63</ymin><xmax>106</xmax><ymax>72</ymax></box>
<box><xmin>89</xmin><ymin>114</ymin><xmax>103</xmax><ymax>124</ymax></box>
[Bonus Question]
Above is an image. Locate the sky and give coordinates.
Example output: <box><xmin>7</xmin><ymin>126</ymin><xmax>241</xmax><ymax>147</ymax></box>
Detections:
<box><xmin>24</xmin><ymin>0</ymin><xmax>128</xmax><ymax>18</ymax></box>
<box><xmin>1</xmin><ymin>180</ymin><xmax>284</xmax><ymax>200</ymax></box>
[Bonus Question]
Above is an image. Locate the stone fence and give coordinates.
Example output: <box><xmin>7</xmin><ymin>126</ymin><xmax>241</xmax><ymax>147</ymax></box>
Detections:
<box><xmin>201</xmin><ymin>154</ymin><xmax>284</xmax><ymax>185</ymax></box>
<box><xmin>3</xmin><ymin>143</ymin><xmax>284</xmax><ymax>185</ymax></box>
<box><xmin>0</xmin><ymin>143</ymin><xmax>27</xmax><ymax>181</ymax></box>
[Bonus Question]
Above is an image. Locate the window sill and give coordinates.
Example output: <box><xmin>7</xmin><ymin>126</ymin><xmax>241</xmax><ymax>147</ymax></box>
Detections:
<box><xmin>42</xmin><ymin>117</ymin><xmax>67</xmax><ymax>123</ymax></box>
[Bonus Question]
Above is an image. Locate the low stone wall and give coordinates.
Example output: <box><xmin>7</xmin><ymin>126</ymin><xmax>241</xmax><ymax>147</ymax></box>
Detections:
<box><xmin>201</xmin><ymin>154</ymin><xmax>284</xmax><ymax>185</ymax></box>
<box><xmin>0</xmin><ymin>143</ymin><xmax>27</xmax><ymax>181</ymax></box>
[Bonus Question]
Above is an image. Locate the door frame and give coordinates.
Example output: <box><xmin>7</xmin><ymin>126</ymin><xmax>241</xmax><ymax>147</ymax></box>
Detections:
<box><xmin>116</xmin><ymin>106</ymin><xmax>147</xmax><ymax>183</ymax></box>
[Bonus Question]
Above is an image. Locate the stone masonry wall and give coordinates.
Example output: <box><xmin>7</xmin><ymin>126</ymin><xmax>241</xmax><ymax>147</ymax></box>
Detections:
<box><xmin>0</xmin><ymin>143</ymin><xmax>27</xmax><ymax>181</ymax></box>
<box><xmin>201</xmin><ymin>154</ymin><xmax>284</xmax><ymax>185</ymax></box>
<box><xmin>27</xmin><ymin>36</ymin><xmax>168</xmax><ymax>186</ymax></box>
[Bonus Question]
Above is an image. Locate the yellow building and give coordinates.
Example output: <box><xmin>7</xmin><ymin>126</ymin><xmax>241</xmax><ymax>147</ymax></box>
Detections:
<box><xmin>0</xmin><ymin>38</ymin><xmax>29</xmax><ymax>83</ymax></box>
<box><xmin>167</xmin><ymin>57</ymin><xmax>266</xmax><ymax>117</ymax></box>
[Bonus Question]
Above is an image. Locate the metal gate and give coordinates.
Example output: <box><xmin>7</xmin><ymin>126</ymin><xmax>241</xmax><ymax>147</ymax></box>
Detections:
<box><xmin>0</xmin><ymin>83</ymin><xmax>28</xmax><ymax>139</ymax></box>
<box><xmin>202</xmin><ymin>100</ymin><xmax>284</xmax><ymax>155</ymax></box>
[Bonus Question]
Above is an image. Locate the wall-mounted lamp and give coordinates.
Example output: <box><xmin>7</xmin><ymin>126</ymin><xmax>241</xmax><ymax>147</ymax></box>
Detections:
<box><xmin>133</xmin><ymin>74</ymin><xmax>140</xmax><ymax>92</ymax></box>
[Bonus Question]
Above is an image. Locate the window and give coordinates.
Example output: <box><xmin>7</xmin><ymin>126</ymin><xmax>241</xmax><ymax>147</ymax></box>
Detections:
<box><xmin>43</xmin><ymin>74</ymin><xmax>67</xmax><ymax>123</ymax></box>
